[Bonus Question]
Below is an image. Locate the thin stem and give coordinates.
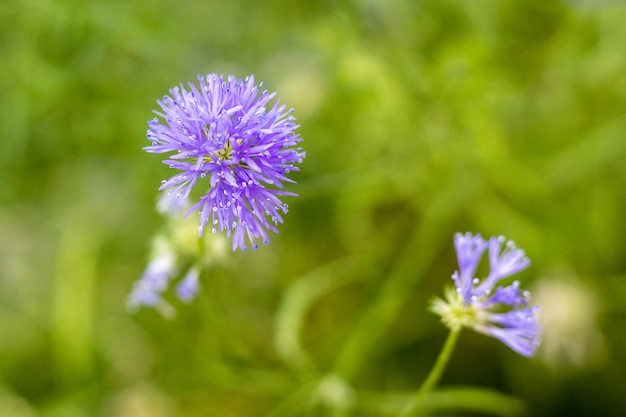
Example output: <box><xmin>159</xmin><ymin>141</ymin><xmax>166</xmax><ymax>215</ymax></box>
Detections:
<box><xmin>399</xmin><ymin>328</ymin><xmax>461</xmax><ymax>417</ymax></box>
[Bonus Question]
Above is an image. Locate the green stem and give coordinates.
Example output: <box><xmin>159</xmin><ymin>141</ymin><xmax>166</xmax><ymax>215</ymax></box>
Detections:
<box><xmin>399</xmin><ymin>329</ymin><xmax>461</xmax><ymax>417</ymax></box>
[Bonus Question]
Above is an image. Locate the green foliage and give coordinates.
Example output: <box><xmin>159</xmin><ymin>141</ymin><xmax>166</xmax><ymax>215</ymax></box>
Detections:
<box><xmin>1</xmin><ymin>0</ymin><xmax>626</xmax><ymax>416</ymax></box>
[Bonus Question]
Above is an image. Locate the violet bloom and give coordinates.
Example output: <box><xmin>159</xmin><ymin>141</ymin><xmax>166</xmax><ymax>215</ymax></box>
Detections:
<box><xmin>431</xmin><ymin>232</ymin><xmax>541</xmax><ymax>357</ymax></box>
<box><xmin>127</xmin><ymin>239</ymin><xmax>177</xmax><ymax>310</ymax></box>
<box><xmin>146</xmin><ymin>74</ymin><xmax>305</xmax><ymax>251</ymax></box>
<box><xmin>176</xmin><ymin>265</ymin><xmax>201</xmax><ymax>302</ymax></box>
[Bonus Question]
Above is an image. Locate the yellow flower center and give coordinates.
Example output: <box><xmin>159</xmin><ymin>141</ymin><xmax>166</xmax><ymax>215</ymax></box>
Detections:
<box><xmin>430</xmin><ymin>286</ymin><xmax>486</xmax><ymax>331</ymax></box>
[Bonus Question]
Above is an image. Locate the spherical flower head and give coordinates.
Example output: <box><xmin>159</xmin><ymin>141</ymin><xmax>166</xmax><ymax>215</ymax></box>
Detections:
<box><xmin>431</xmin><ymin>232</ymin><xmax>541</xmax><ymax>357</ymax></box>
<box><xmin>146</xmin><ymin>74</ymin><xmax>305</xmax><ymax>251</ymax></box>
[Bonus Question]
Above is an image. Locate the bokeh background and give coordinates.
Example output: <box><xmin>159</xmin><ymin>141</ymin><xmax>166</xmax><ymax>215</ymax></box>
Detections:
<box><xmin>2</xmin><ymin>0</ymin><xmax>626</xmax><ymax>416</ymax></box>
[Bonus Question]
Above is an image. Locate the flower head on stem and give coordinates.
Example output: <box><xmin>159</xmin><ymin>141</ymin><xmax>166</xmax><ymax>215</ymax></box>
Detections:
<box><xmin>145</xmin><ymin>74</ymin><xmax>305</xmax><ymax>251</ymax></box>
<box><xmin>432</xmin><ymin>232</ymin><xmax>541</xmax><ymax>357</ymax></box>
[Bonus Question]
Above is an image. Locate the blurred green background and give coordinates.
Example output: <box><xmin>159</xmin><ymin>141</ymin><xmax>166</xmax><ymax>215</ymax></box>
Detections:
<box><xmin>2</xmin><ymin>0</ymin><xmax>626</xmax><ymax>416</ymax></box>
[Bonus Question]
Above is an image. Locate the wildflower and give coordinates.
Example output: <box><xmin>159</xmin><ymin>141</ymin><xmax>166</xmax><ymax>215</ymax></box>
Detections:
<box><xmin>127</xmin><ymin>236</ymin><xmax>204</xmax><ymax>315</ymax></box>
<box><xmin>431</xmin><ymin>233</ymin><xmax>541</xmax><ymax>357</ymax></box>
<box><xmin>128</xmin><ymin>207</ymin><xmax>232</xmax><ymax>313</ymax></box>
<box><xmin>176</xmin><ymin>265</ymin><xmax>201</xmax><ymax>302</ymax></box>
<box><xmin>127</xmin><ymin>237</ymin><xmax>177</xmax><ymax>310</ymax></box>
<box><xmin>146</xmin><ymin>74</ymin><xmax>305</xmax><ymax>251</ymax></box>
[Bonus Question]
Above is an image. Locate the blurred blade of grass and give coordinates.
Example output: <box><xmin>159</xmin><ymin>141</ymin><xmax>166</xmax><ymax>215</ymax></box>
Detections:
<box><xmin>543</xmin><ymin>116</ymin><xmax>626</xmax><ymax>189</ymax></box>
<box><xmin>274</xmin><ymin>256</ymin><xmax>361</xmax><ymax>377</ymax></box>
<box><xmin>262</xmin><ymin>380</ymin><xmax>318</xmax><ymax>417</ymax></box>
<box><xmin>0</xmin><ymin>384</ymin><xmax>37</xmax><ymax>417</ymax></box>
<box><xmin>51</xmin><ymin>208</ymin><xmax>100</xmax><ymax>387</ymax></box>
<box><xmin>332</xmin><ymin>179</ymin><xmax>476</xmax><ymax>382</ymax></box>
<box><xmin>356</xmin><ymin>386</ymin><xmax>526</xmax><ymax>416</ymax></box>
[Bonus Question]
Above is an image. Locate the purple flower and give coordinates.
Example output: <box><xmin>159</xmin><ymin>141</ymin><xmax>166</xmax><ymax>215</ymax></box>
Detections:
<box><xmin>146</xmin><ymin>74</ymin><xmax>305</xmax><ymax>251</ymax></box>
<box><xmin>127</xmin><ymin>237</ymin><xmax>204</xmax><ymax>314</ymax></box>
<box><xmin>431</xmin><ymin>233</ymin><xmax>541</xmax><ymax>357</ymax></box>
<box><xmin>127</xmin><ymin>241</ymin><xmax>177</xmax><ymax>310</ymax></box>
<box><xmin>176</xmin><ymin>266</ymin><xmax>201</xmax><ymax>302</ymax></box>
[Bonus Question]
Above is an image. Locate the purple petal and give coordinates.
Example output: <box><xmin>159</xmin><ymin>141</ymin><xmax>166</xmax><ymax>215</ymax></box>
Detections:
<box><xmin>453</xmin><ymin>232</ymin><xmax>489</xmax><ymax>302</ymax></box>
<box><xmin>484</xmin><ymin>281</ymin><xmax>530</xmax><ymax>307</ymax></box>
<box><xmin>474</xmin><ymin>236</ymin><xmax>530</xmax><ymax>295</ymax></box>
<box><xmin>476</xmin><ymin>317</ymin><xmax>541</xmax><ymax>357</ymax></box>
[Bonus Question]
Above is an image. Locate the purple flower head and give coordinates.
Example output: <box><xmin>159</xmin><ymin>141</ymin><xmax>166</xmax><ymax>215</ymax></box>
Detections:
<box><xmin>127</xmin><ymin>236</ymin><xmax>205</xmax><ymax>315</ymax></box>
<box><xmin>127</xmin><ymin>241</ymin><xmax>177</xmax><ymax>310</ymax></box>
<box><xmin>176</xmin><ymin>266</ymin><xmax>201</xmax><ymax>302</ymax></box>
<box><xmin>431</xmin><ymin>232</ymin><xmax>541</xmax><ymax>357</ymax></box>
<box><xmin>146</xmin><ymin>74</ymin><xmax>305</xmax><ymax>251</ymax></box>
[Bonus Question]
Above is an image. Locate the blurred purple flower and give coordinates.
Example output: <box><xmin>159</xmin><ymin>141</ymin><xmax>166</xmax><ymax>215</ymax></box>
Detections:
<box><xmin>127</xmin><ymin>237</ymin><xmax>204</xmax><ymax>314</ymax></box>
<box><xmin>127</xmin><ymin>243</ymin><xmax>177</xmax><ymax>310</ymax></box>
<box><xmin>432</xmin><ymin>233</ymin><xmax>541</xmax><ymax>357</ymax></box>
<box><xmin>176</xmin><ymin>266</ymin><xmax>201</xmax><ymax>302</ymax></box>
<box><xmin>146</xmin><ymin>74</ymin><xmax>305</xmax><ymax>251</ymax></box>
